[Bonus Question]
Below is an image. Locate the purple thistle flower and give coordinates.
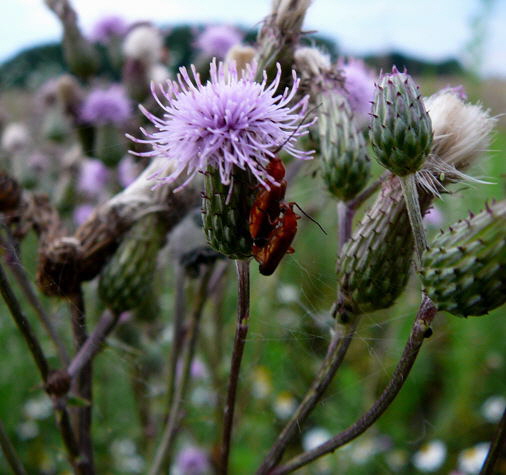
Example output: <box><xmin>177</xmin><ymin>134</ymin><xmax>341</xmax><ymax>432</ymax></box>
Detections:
<box><xmin>195</xmin><ymin>25</ymin><xmax>243</xmax><ymax>59</ymax></box>
<box><xmin>130</xmin><ymin>60</ymin><xmax>313</xmax><ymax>191</ymax></box>
<box><xmin>174</xmin><ymin>446</ymin><xmax>210</xmax><ymax>475</ymax></box>
<box><xmin>337</xmin><ymin>57</ymin><xmax>376</xmax><ymax>126</ymax></box>
<box><xmin>117</xmin><ymin>156</ymin><xmax>140</xmax><ymax>188</ymax></box>
<box><xmin>90</xmin><ymin>15</ymin><xmax>128</xmax><ymax>44</ymax></box>
<box><xmin>78</xmin><ymin>159</ymin><xmax>110</xmax><ymax>197</ymax></box>
<box><xmin>80</xmin><ymin>85</ymin><xmax>131</xmax><ymax>126</ymax></box>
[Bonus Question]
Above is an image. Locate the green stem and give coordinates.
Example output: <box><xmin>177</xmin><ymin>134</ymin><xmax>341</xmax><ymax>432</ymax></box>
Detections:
<box><xmin>399</xmin><ymin>174</ymin><xmax>427</xmax><ymax>269</ymax></box>
<box><xmin>148</xmin><ymin>265</ymin><xmax>213</xmax><ymax>475</ymax></box>
<box><xmin>256</xmin><ymin>313</ymin><xmax>359</xmax><ymax>474</ymax></box>
<box><xmin>270</xmin><ymin>296</ymin><xmax>437</xmax><ymax>475</ymax></box>
<box><xmin>220</xmin><ymin>259</ymin><xmax>250</xmax><ymax>475</ymax></box>
<box><xmin>480</xmin><ymin>406</ymin><xmax>506</xmax><ymax>475</ymax></box>
<box><xmin>0</xmin><ymin>419</ymin><xmax>27</xmax><ymax>475</ymax></box>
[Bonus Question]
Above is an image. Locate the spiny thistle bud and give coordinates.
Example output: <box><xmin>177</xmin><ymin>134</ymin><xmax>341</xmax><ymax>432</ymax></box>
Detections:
<box><xmin>0</xmin><ymin>171</ymin><xmax>22</xmax><ymax>212</ymax></box>
<box><xmin>370</xmin><ymin>67</ymin><xmax>432</xmax><ymax>176</ymax></box>
<box><xmin>337</xmin><ymin>176</ymin><xmax>422</xmax><ymax>316</ymax></box>
<box><xmin>202</xmin><ymin>166</ymin><xmax>255</xmax><ymax>259</ymax></box>
<box><xmin>421</xmin><ymin>201</ymin><xmax>506</xmax><ymax>317</ymax></box>
<box><xmin>98</xmin><ymin>213</ymin><xmax>167</xmax><ymax>314</ymax></box>
<box><xmin>317</xmin><ymin>91</ymin><xmax>370</xmax><ymax>201</ymax></box>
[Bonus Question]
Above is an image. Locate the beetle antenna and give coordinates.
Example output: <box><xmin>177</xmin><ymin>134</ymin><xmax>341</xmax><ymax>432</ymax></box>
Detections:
<box><xmin>290</xmin><ymin>202</ymin><xmax>327</xmax><ymax>235</ymax></box>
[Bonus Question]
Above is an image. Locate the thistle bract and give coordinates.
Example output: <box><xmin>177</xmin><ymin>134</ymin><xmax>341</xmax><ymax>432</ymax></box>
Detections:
<box><xmin>421</xmin><ymin>201</ymin><xmax>506</xmax><ymax>317</ymax></box>
<box><xmin>370</xmin><ymin>67</ymin><xmax>432</xmax><ymax>176</ymax></box>
<box><xmin>318</xmin><ymin>91</ymin><xmax>369</xmax><ymax>201</ymax></box>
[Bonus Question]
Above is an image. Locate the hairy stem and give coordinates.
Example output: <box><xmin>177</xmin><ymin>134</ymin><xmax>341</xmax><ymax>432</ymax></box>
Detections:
<box><xmin>69</xmin><ymin>291</ymin><xmax>94</xmax><ymax>475</ymax></box>
<box><xmin>270</xmin><ymin>295</ymin><xmax>437</xmax><ymax>474</ymax></box>
<box><xmin>220</xmin><ymin>259</ymin><xmax>250</xmax><ymax>475</ymax></box>
<box><xmin>256</xmin><ymin>314</ymin><xmax>359</xmax><ymax>474</ymax></box>
<box><xmin>0</xmin><ymin>226</ymin><xmax>69</xmax><ymax>365</ymax></box>
<box><xmin>149</xmin><ymin>265</ymin><xmax>214</xmax><ymax>475</ymax></box>
<box><xmin>0</xmin><ymin>418</ymin><xmax>27</xmax><ymax>475</ymax></box>
<box><xmin>480</xmin><ymin>406</ymin><xmax>506</xmax><ymax>475</ymax></box>
<box><xmin>399</xmin><ymin>174</ymin><xmax>427</xmax><ymax>269</ymax></box>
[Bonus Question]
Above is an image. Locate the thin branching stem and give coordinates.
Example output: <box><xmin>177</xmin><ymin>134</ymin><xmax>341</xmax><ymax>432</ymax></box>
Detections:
<box><xmin>69</xmin><ymin>290</ymin><xmax>95</xmax><ymax>475</ymax></box>
<box><xmin>348</xmin><ymin>173</ymin><xmax>387</xmax><ymax>211</ymax></box>
<box><xmin>337</xmin><ymin>201</ymin><xmax>354</xmax><ymax>254</ymax></box>
<box><xmin>480</xmin><ymin>406</ymin><xmax>506</xmax><ymax>475</ymax></box>
<box><xmin>67</xmin><ymin>310</ymin><xmax>120</xmax><ymax>379</ymax></box>
<box><xmin>0</xmin><ymin>224</ymin><xmax>69</xmax><ymax>365</ymax></box>
<box><xmin>219</xmin><ymin>259</ymin><xmax>250</xmax><ymax>475</ymax></box>
<box><xmin>0</xmin><ymin>418</ymin><xmax>28</xmax><ymax>475</ymax></box>
<box><xmin>149</xmin><ymin>265</ymin><xmax>214</xmax><ymax>475</ymax></box>
<box><xmin>256</xmin><ymin>314</ymin><xmax>359</xmax><ymax>474</ymax></box>
<box><xmin>270</xmin><ymin>295</ymin><xmax>437</xmax><ymax>475</ymax></box>
<box><xmin>0</xmin><ymin>262</ymin><xmax>82</xmax><ymax>472</ymax></box>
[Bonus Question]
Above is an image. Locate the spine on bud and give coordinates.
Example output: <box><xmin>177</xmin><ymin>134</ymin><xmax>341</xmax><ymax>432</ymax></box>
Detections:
<box><xmin>317</xmin><ymin>91</ymin><xmax>370</xmax><ymax>201</ymax></box>
<box><xmin>202</xmin><ymin>166</ymin><xmax>255</xmax><ymax>259</ymax></box>
<box><xmin>370</xmin><ymin>67</ymin><xmax>432</xmax><ymax>176</ymax></box>
<box><xmin>421</xmin><ymin>201</ymin><xmax>506</xmax><ymax>317</ymax></box>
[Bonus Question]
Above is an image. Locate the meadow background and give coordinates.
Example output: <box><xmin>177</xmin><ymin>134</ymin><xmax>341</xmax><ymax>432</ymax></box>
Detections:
<box><xmin>0</xmin><ymin>1</ymin><xmax>505</xmax><ymax>474</ymax></box>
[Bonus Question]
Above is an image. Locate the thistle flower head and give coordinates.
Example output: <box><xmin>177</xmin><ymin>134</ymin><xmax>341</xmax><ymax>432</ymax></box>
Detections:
<box><xmin>122</xmin><ymin>25</ymin><xmax>163</xmax><ymax>65</ymax></box>
<box><xmin>78</xmin><ymin>159</ymin><xmax>110</xmax><ymax>196</ymax></box>
<box><xmin>80</xmin><ymin>85</ymin><xmax>131</xmax><ymax>126</ymax></box>
<box><xmin>195</xmin><ymin>24</ymin><xmax>243</xmax><ymax>59</ymax></box>
<box><xmin>90</xmin><ymin>15</ymin><xmax>128</xmax><ymax>44</ymax></box>
<box><xmin>130</xmin><ymin>59</ymin><xmax>313</xmax><ymax>190</ymax></box>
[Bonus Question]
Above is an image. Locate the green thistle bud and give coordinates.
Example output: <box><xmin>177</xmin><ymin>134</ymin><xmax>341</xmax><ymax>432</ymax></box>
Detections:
<box><xmin>202</xmin><ymin>166</ymin><xmax>255</xmax><ymax>260</ymax></box>
<box><xmin>318</xmin><ymin>91</ymin><xmax>370</xmax><ymax>201</ymax></box>
<box><xmin>370</xmin><ymin>67</ymin><xmax>432</xmax><ymax>176</ymax></box>
<box><xmin>99</xmin><ymin>213</ymin><xmax>166</xmax><ymax>314</ymax></box>
<box><xmin>337</xmin><ymin>177</ymin><xmax>433</xmax><ymax>316</ymax></box>
<box><xmin>421</xmin><ymin>201</ymin><xmax>506</xmax><ymax>317</ymax></box>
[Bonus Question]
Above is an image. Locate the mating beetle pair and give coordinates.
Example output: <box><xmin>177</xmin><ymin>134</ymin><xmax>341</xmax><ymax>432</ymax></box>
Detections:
<box><xmin>249</xmin><ymin>157</ymin><xmax>300</xmax><ymax>276</ymax></box>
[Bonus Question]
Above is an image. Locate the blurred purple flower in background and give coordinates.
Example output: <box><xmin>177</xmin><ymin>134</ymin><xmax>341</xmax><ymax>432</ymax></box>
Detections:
<box><xmin>424</xmin><ymin>205</ymin><xmax>444</xmax><ymax>227</ymax></box>
<box><xmin>80</xmin><ymin>85</ymin><xmax>131</xmax><ymax>125</ymax></box>
<box><xmin>73</xmin><ymin>203</ymin><xmax>95</xmax><ymax>226</ymax></box>
<box><xmin>131</xmin><ymin>60</ymin><xmax>313</xmax><ymax>190</ymax></box>
<box><xmin>195</xmin><ymin>25</ymin><xmax>243</xmax><ymax>58</ymax></box>
<box><xmin>89</xmin><ymin>15</ymin><xmax>128</xmax><ymax>44</ymax></box>
<box><xmin>174</xmin><ymin>446</ymin><xmax>210</xmax><ymax>475</ymax></box>
<box><xmin>78</xmin><ymin>159</ymin><xmax>110</xmax><ymax>196</ymax></box>
<box><xmin>337</xmin><ymin>57</ymin><xmax>376</xmax><ymax>127</ymax></box>
<box><xmin>117</xmin><ymin>156</ymin><xmax>140</xmax><ymax>188</ymax></box>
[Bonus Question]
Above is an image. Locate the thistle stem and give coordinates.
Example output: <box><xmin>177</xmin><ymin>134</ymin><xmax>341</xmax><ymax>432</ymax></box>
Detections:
<box><xmin>0</xmin><ymin>262</ymin><xmax>81</xmax><ymax>472</ymax></box>
<box><xmin>220</xmin><ymin>259</ymin><xmax>250</xmax><ymax>475</ymax></box>
<box><xmin>149</xmin><ymin>265</ymin><xmax>213</xmax><ymax>475</ymax></box>
<box><xmin>0</xmin><ymin>419</ymin><xmax>27</xmax><ymax>475</ymax></box>
<box><xmin>67</xmin><ymin>310</ymin><xmax>120</xmax><ymax>379</ymax></box>
<box><xmin>337</xmin><ymin>201</ymin><xmax>354</xmax><ymax>254</ymax></box>
<box><xmin>480</xmin><ymin>406</ymin><xmax>506</xmax><ymax>475</ymax></box>
<box><xmin>256</xmin><ymin>314</ymin><xmax>359</xmax><ymax>474</ymax></box>
<box><xmin>0</xmin><ymin>226</ymin><xmax>69</xmax><ymax>365</ymax></box>
<box><xmin>164</xmin><ymin>264</ymin><xmax>187</xmax><ymax>417</ymax></box>
<box><xmin>348</xmin><ymin>173</ymin><xmax>387</xmax><ymax>211</ymax></box>
<box><xmin>399</xmin><ymin>174</ymin><xmax>427</xmax><ymax>269</ymax></box>
<box><xmin>270</xmin><ymin>296</ymin><xmax>437</xmax><ymax>475</ymax></box>
<box><xmin>0</xmin><ymin>262</ymin><xmax>49</xmax><ymax>380</ymax></box>
<box><xmin>69</xmin><ymin>290</ymin><xmax>95</xmax><ymax>475</ymax></box>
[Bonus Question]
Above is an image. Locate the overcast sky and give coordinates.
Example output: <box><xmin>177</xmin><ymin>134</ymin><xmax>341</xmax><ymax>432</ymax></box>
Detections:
<box><xmin>1</xmin><ymin>0</ymin><xmax>505</xmax><ymax>77</ymax></box>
